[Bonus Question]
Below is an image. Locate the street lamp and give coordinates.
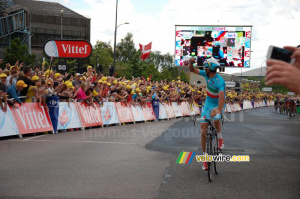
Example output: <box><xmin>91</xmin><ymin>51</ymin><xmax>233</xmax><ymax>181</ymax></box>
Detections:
<box><xmin>260</xmin><ymin>60</ymin><xmax>266</xmax><ymax>77</ymax></box>
<box><xmin>96</xmin><ymin>55</ymin><xmax>99</xmax><ymax>72</ymax></box>
<box><xmin>60</xmin><ymin>9</ymin><xmax>64</xmax><ymax>39</ymax></box>
<box><xmin>113</xmin><ymin>0</ymin><xmax>129</xmax><ymax>75</ymax></box>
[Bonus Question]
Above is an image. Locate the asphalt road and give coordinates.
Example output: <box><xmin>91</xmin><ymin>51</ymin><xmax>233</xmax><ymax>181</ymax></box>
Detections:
<box><xmin>0</xmin><ymin>107</ymin><xmax>299</xmax><ymax>199</ymax></box>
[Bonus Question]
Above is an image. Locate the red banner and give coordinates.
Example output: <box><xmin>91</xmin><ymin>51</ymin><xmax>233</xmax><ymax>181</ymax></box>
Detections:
<box><xmin>165</xmin><ymin>103</ymin><xmax>175</xmax><ymax>118</ymax></box>
<box><xmin>12</xmin><ymin>103</ymin><xmax>53</xmax><ymax>134</ymax></box>
<box><xmin>179</xmin><ymin>102</ymin><xmax>190</xmax><ymax>116</ymax></box>
<box><xmin>142</xmin><ymin>102</ymin><xmax>156</xmax><ymax>121</ymax></box>
<box><xmin>115</xmin><ymin>102</ymin><xmax>134</xmax><ymax>123</ymax></box>
<box><xmin>76</xmin><ymin>102</ymin><xmax>103</xmax><ymax>127</ymax></box>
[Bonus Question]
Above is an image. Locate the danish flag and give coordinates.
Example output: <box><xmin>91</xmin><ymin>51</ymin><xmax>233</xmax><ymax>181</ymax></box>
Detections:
<box><xmin>139</xmin><ymin>42</ymin><xmax>152</xmax><ymax>61</ymax></box>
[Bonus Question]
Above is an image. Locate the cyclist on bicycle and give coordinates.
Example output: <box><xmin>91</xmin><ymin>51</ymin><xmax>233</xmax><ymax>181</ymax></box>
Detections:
<box><xmin>274</xmin><ymin>95</ymin><xmax>279</xmax><ymax>112</ymax></box>
<box><xmin>188</xmin><ymin>57</ymin><xmax>225</xmax><ymax>170</ymax></box>
<box><xmin>287</xmin><ymin>98</ymin><xmax>296</xmax><ymax>117</ymax></box>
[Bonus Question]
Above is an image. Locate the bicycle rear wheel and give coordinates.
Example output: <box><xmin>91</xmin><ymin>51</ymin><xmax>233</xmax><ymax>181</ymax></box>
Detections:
<box><xmin>206</xmin><ymin>134</ymin><xmax>213</xmax><ymax>182</ymax></box>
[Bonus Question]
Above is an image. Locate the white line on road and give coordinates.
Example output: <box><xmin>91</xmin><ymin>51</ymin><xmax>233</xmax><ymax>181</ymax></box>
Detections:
<box><xmin>294</xmin><ymin>121</ymin><xmax>300</xmax><ymax>124</ymax></box>
<box><xmin>13</xmin><ymin>139</ymin><xmax>142</xmax><ymax>146</ymax></box>
<box><xmin>224</xmin><ymin>117</ymin><xmax>231</xmax><ymax>121</ymax></box>
<box><xmin>22</xmin><ymin>134</ymin><xmax>48</xmax><ymax>141</ymax></box>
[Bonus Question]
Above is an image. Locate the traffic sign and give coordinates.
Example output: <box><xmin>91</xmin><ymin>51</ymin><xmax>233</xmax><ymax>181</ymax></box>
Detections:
<box><xmin>262</xmin><ymin>87</ymin><xmax>272</xmax><ymax>92</ymax></box>
<box><xmin>287</xmin><ymin>92</ymin><xmax>295</xmax><ymax>96</ymax></box>
<box><xmin>225</xmin><ymin>81</ymin><xmax>236</xmax><ymax>88</ymax></box>
<box><xmin>56</xmin><ymin>61</ymin><xmax>69</xmax><ymax>74</ymax></box>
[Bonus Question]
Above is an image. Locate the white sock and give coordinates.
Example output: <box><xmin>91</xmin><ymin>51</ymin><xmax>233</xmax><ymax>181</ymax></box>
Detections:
<box><xmin>217</xmin><ymin>132</ymin><xmax>222</xmax><ymax>139</ymax></box>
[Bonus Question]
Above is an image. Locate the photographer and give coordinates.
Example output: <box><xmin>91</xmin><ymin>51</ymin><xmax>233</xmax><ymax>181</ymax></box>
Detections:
<box><xmin>266</xmin><ymin>46</ymin><xmax>300</xmax><ymax>94</ymax></box>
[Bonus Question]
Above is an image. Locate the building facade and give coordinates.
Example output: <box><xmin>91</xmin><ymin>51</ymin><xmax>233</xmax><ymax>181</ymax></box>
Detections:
<box><xmin>1</xmin><ymin>0</ymin><xmax>90</xmax><ymax>60</ymax></box>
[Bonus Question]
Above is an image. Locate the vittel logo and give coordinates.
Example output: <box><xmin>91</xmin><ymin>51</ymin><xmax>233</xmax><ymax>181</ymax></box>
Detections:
<box><xmin>44</xmin><ymin>40</ymin><xmax>92</xmax><ymax>59</ymax></box>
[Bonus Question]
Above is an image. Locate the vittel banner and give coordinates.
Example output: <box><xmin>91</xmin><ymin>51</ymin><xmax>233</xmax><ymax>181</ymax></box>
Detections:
<box><xmin>12</xmin><ymin>103</ymin><xmax>53</xmax><ymax>134</ymax></box>
<box><xmin>44</xmin><ymin>40</ymin><xmax>92</xmax><ymax>59</ymax></box>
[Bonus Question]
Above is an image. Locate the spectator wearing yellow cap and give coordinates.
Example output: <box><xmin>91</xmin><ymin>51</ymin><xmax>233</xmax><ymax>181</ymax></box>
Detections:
<box><xmin>44</xmin><ymin>69</ymin><xmax>53</xmax><ymax>78</ymax></box>
<box><xmin>66</xmin><ymin>82</ymin><xmax>75</xmax><ymax>90</ymax></box>
<box><xmin>25</xmin><ymin>78</ymin><xmax>47</xmax><ymax>103</ymax></box>
<box><xmin>64</xmin><ymin>82</ymin><xmax>76</xmax><ymax>99</ymax></box>
<box><xmin>0</xmin><ymin>73</ymin><xmax>7</xmax><ymax>84</ymax></box>
<box><xmin>32</xmin><ymin>75</ymin><xmax>40</xmax><ymax>82</ymax></box>
<box><xmin>10</xmin><ymin>66</ymin><xmax>17</xmax><ymax>72</ymax></box>
<box><xmin>86</xmin><ymin>65</ymin><xmax>94</xmax><ymax>78</ymax></box>
<box><xmin>54</xmin><ymin>73</ymin><xmax>62</xmax><ymax>79</ymax></box>
<box><xmin>7</xmin><ymin>80</ymin><xmax>27</xmax><ymax>105</ymax></box>
<box><xmin>46</xmin><ymin>79</ymin><xmax>55</xmax><ymax>96</ymax></box>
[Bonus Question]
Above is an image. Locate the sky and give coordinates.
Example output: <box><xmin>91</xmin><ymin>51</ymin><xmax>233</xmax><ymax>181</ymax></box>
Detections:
<box><xmin>40</xmin><ymin>0</ymin><xmax>300</xmax><ymax>74</ymax></box>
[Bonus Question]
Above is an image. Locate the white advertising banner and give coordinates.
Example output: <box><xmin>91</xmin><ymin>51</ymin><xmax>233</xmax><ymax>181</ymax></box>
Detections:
<box><xmin>0</xmin><ymin>106</ymin><xmax>19</xmax><ymax>137</ymax></box>
<box><xmin>226</xmin><ymin>104</ymin><xmax>232</xmax><ymax>113</ymax></box>
<box><xmin>172</xmin><ymin>102</ymin><xmax>183</xmax><ymax>117</ymax></box>
<box><xmin>131</xmin><ymin>105</ymin><xmax>145</xmax><ymax>122</ymax></box>
<box><xmin>101</xmin><ymin>102</ymin><xmax>120</xmax><ymax>125</ymax></box>
<box><xmin>57</xmin><ymin>102</ymin><xmax>82</xmax><ymax>130</ymax></box>
<box><xmin>193</xmin><ymin>104</ymin><xmax>201</xmax><ymax>115</ymax></box>
<box><xmin>159</xmin><ymin>103</ymin><xmax>168</xmax><ymax>119</ymax></box>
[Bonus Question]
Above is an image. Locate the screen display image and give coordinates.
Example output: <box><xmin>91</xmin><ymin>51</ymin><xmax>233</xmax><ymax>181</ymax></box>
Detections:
<box><xmin>175</xmin><ymin>26</ymin><xmax>252</xmax><ymax>67</ymax></box>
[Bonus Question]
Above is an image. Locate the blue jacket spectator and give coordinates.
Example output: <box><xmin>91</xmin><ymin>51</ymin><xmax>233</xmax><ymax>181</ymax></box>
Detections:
<box><xmin>7</xmin><ymin>80</ymin><xmax>28</xmax><ymax>104</ymax></box>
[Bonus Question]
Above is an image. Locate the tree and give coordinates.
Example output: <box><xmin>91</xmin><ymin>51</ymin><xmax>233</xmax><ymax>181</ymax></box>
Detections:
<box><xmin>115</xmin><ymin>62</ymin><xmax>133</xmax><ymax>79</ymax></box>
<box><xmin>147</xmin><ymin>51</ymin><xmax>174</xmax><ymax>70</ymax></box>
<box><xmin>89</xmin><ymin>41</ymin><xmax>114</xmax><ymax>75</ymax></box>
<box><xmin>179</xmin><ymin>70</ymin><xmax>189</xmax><ymax>83</ymax></box>
<box><xmin>3</xmin><ymin>38</ymin><xmax>36</xmax><ymax>66</ymax></box>
<box><xmin>111</xmin><ymin>32</ymin><xmax>179</xmax><ymax>80</ymax></box>
<box><xmin>160</xmin><ymin>67</ymin><xmax>180</xmax><ymax>82</ymax></box>
<box><xmin>116</xmin><ymin>33</ymin><xmax>136</xmax><ymax>63</ymax></box>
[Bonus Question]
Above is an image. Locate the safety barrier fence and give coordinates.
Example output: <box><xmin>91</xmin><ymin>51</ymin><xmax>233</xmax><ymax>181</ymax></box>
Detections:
<box><xmin>0</xmin><ymin>100</ymin><xmax>274</xmax><ymax>138</ymax></box>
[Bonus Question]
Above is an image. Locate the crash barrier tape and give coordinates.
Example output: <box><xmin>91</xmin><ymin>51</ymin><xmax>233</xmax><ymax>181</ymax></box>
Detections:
<box><xmin>0</xmin><ymin>100</ymin><xmax>274</xmax><ymax>138</ymax></box>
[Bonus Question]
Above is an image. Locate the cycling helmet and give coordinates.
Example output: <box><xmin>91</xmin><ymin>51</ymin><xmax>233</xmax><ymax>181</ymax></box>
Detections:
<box><xmin>213</xmin><ymin>41</ymin><xmax>221</xmax><ymax>47</ymax></box>
<box><xmin>203</xmin><ymin>58</ymin><xmax>220</xmax><ymax>70</ymax></box>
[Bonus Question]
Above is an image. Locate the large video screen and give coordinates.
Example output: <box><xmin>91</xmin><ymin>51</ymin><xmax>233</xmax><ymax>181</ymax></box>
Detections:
<box><xmin>175</xmin><ymin>25</ymin><xmax>252</xmax><ymax>67</ymax></box>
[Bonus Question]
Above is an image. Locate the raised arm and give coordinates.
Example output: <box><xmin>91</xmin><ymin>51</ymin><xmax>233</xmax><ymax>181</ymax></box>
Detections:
<box><xmin>188</xmin><ymin>58</ymin><xmax>200</xmax><ymax>74</ymax></box>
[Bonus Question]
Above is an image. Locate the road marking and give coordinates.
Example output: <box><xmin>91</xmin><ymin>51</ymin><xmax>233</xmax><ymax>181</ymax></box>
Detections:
<box><xmin>13</xmin><ymin>139</ymin><xmax>142</xmax><ymax>146</ymax></box>
<box><xmin>22</xmin><ymin>134</ymin><xmax>48</xmax><ymax>141</ymax></box>
<box><xmin>294</xmin><ymin>121</ymin><xmax>300</xmax><ymax>124</ymax></box>
<box><xmin>224</xmin><ymin>117</ymin><xmax>231</xmax><ymax>121</ymax></box>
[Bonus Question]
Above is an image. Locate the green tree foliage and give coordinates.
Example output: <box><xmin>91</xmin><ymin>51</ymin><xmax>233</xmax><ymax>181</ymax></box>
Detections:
<box><xmin>93</xmin><ymin>32</ymin><xmax>188</xmax><ymax>82</ymax></box>
<box><xmin>90</xmin><ymin>41</ymin><xmax>114</xmax><ymax>75</ymax></box>
<box><xmin>146</xmin><ymin>51</ymin><xmax>174</xmax><ymax>70</ymax></box>
<box><xmin>116</xmin><ymin>33</ymin><xmax>136</xmax><ymax>63</ymax></box>
<box><xmin>179</xmin><ymin>70</ymin><xmax>189</xmax><ymax>83</ymax></box>
<box><xmin>3</xmin><ymin>38</ymin><xmax>36</xmax><ymax>66</ymax></box>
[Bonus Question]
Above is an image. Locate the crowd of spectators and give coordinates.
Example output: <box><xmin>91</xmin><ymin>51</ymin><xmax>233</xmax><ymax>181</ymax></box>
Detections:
<box><xmin>0</xmin><ymin>59</ymin><xmax>299</xmax><ymax>114</ymax></box>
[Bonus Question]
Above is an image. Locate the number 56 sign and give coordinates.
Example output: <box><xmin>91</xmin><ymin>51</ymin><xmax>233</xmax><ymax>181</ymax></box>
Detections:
<box><xmin>56</xmin><ymin>61</ymin><xmax>69</xmax><ymax>73</ymax></box>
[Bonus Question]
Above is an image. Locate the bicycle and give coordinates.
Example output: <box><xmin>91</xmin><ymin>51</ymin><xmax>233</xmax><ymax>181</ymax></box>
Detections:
<box><xmin>274</xmin><ymin>102</ymin><xmax>279</xmax><ymax>113</ymax></box>
<box><xmin>193</xmin><ymin>117</ymin><xmax>222</xmax><ymax>182</ymax></box>
<box><xmin>287</xmin><ymin>105</ymin><xmax>296</xmax><ymax>119</ymax></box>
<box><xmin>279</xmin><ymin>103</ymin><xmax>284</xmax><ymax>114</ymax></box>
